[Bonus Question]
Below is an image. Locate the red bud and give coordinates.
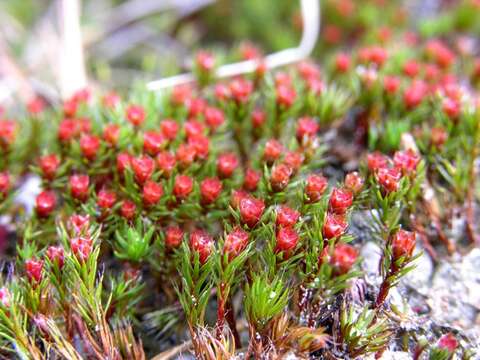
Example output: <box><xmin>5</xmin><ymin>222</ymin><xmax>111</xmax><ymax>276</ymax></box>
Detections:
<box><xmin>165</xmin><ymin>226</ymin><xmax>184</xmax><ymax>248</ymax></box>
<box><xmin>143</xmin><ymin>181</ymin><xmax>163</xmax><ymax>206</ymax></box>
<box><xmin>174</xmin><ymin>175</ymin><xmax>193</xmax><ymax>199</ymax></box>
<box><xmin>25</xmin><ymin>259</ymin><xmax>43</xmax><ymax>283</ymax></box>
<box><xmin>70</xmin><ymin>174</ymin><xmax>89</xmax><ymax>201</ymax></box>
<box><xmin>97</xmin><ymin>189</ymin><xmax>117</xmax><ymax>209</ymax></box>
<box><xmin>36</xmin><ymin>191</ymin><xmax>56</xmax><ymax>217</ymax></box>
<box><xmin>323</xmin><ymin>213</ymin><xmax>347</xmax><ymax>240</ymax></box>
<box><xmin>275</xmin><ymin>227</ymin><xmax>299</xmax><ymax>255</ymax></box>
<box><xmin>131</xmin><ymin>155</ymin><xmax>155</xmax><ymax>184</ymax></box>
<box><xmin>305</xmin><ymin>174</ymin><xmax>328</xmax><ymax>202</ymax></box>
<box><xmin>120</xmin><ymin>200</ymin><xmax>136</xmax><ymax>220</ymax></box>
<box><xmin>329</xmin><ymin>187</ymin><xmax>353</xmax><ymax>214</ymax></box>
<box><xmin>126</xmin><ymin>104</ymin><xmax>146</xmax><ymax>126</ymax></box>
<box><xmin>189</xmin><ymin>229</ymin><xmax>213</xmax><ymax>264</ymax></box>
<box><xmin>217</xmin><ymin>153</ymin><xmax>239</xmax><ymax>178</ymax></box>
<box><xmin>46</xmin><ymin>246</ymin><xmax>65</xmax><ymax>269</ymax></box>
<box><xmin>239</xmin><ymin>196</ymin><xmax>265</xmax><ymax>227</ymax></box>
<box><xmin>224</xmin><ymin>227</ymin><xmax>249</xmax><ymax>260</ymax></box>
<box><xmin>391</xmin><ymin>229</ymin><xmax>416</xmax><ymax>259</ymax></box>
<box><xmin>200</xmin><ymin>177</ymin><xmax>222</xmax><ymax>205</ymax></box>
<box><xmin>276</xmin><ymin>205</ymin><xmax>300</xmax><ymax>228</ymax></box>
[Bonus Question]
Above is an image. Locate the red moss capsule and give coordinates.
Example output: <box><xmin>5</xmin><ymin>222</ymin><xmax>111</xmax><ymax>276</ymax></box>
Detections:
<box><xmin>174</xmin><ymin>175</ymin><xmax>193</xmax><ymax>199</ymax></box>
<box><xmin>231</xmin><ymin>189</ymin><xmax>249</xmax><ymax>209</ymax></box>
<box><xmin>229</xmin><ymin>78</ymin><xmax>253</xmax><ymax>103</ymax></box>
<box><xmin>345</xmin><ymin>172</ymin><xmax>364</xmax><ymax>194</ymax></box>
<box><xmin>25</xmin><ymin>259</ymin><xmax>43</xmax><ymax>283</ymax></box>
<box><xmin>393</xmin><ymin>149</ymin><xmax>420</xmax><ymax>175</ymax></box>
<box><xmin>63</xmin><ymin>99</ymin><xmax>77</xmax><ymax>118</ymax></box>
<box><xmin>160</xmin><ymin>119</ymin><xmax>179</xmax><ymax>140</ymax></box>
<box><xmin>430</xmin><ymin>127</ymin><xmax>448</xmax><ymax>148</ymax></box>
<box><xmin>239</xmin><ymin>196</ymin><xmax>265</xmax><ymax>227</ymax></box>
<box><xmin>275</xmin><ymin>227</ymin><xmax>299</xmax><ymax>255</ymax></box>
<box><xmin>58</xmin><ymin>119</ymin><xmax>77</xmax><ymax>142</ymax></box>
<box><xmin>103</xmin><ymin>124</ymin><xmax>120</xmax><ymax>146</ymax></box>
<box><xmin>243</xmin><ymin>168</ymin><xmax>261</xmax><ymax>192</ymax></box>
<box><xmin>437</xmin><ymin>333</ymin><xmax>458</xmax><ymax>352</ymax></box>
<box><xmin>156</xmin><ymin>151</ymin><xmax>176</xmax><ymax>176</ymax></box>
<box><xmin>217</xmin><ymin>153</ymin><xmax>239</xmax><ymax>178</ymax></box>
<box><xmin>97</xmin><ymin>189</ymin><xmax>117</xmax><ymax>209</ymax></box>
<box><xmin>329</xmin><ymin>187</ymin><xmax>353</xmax><ymax>214</ymax></box>
<box><xmin>239</xmin><ymin>41</ymin><xmax>261</xmax><ymax>60</ymax></box>
<box><xmin>276</xmin><ymin>205</ymin><xmax>300</xmax><ymax>228</ymax></box>
<box><xmin>117</xmin><ymin>152</ymin><xmax>132</xmax><ymax>173</ymax></box>
<box><xmin>70</xmin><ymin>174</ymin><xmax>89</xmax><ymax>201</ymax></box>
<box><xmin>36</xmin><ymin>191</ymin><xmax>56</xmax><ymax>217</ymax></box>
<box><xmin>204</xmin><ymin>107</ymin><xmax>225</xmax><ymax>130</ymax></box>
<box><xmin>298</xmin><ymin>61</ymin><xmax>320</xmax><ymax>81</ymax></box>
<box><xmin>442</xmin><ymin>98</ymin><xmax>461</xmax><ymax>119</ymax></box>
<box><xmin>189</xmin><ymin>229</ymin><xmax>213</xmax><ymax>264</ymax></box>
<box><xmin>283</xmin><ymin>151</ymin><xmax>304</xmax><ymax>173</ymax></box>
<box><xmin>27</xmin><ymin>97</ymin><xmax>45</xmax><ymax>115</ymax></box>
<box><xmin>184</xmin><ymin>119</ymin><xmax>205</xmax><ymax>139</ymax></box>
<box><xmin>270</xmin><ymin>164</ymin><xmax>292</xmax><ymax>192</ymax></box>
<box><xmin>403</xmin><ymin>80</ymin><xmax>428</xmax><ymax>109</ymax></box>
<box><xmin>214</xmin><ymin>83</ymin><xmax>230</xmax><ymax>101</ymax></box>
<box><xmin>369</xmin><ymin>46</ymin><xmax>388</xmax><ymax>67</ymax></box>
<box><xmin>196</xmin><ymin>51</ymin><xmax>215</xmax><ymax>72</ymax></box>
<box><xmin>391</xmin><ymin>229</ymin><xmax>416</xmax><ymax>260</ymax></box>
<box><xmin>188</xmin><ymin>135</ymin><xmax>210</xmax><ymax>160</ymax></box>
<box><xmin>126</xmin><ymin>104</ymin><xmax>146</xmax><ymax>126</ymax></box>
<box><xmin>224</xmin><ymin>227</ymin><xmax>249</xmax><ymax>260</ymax></box>
<box><xmin>143</xmin><ymin>181</ymin><xmax>163</xmax><ymax>206</ymax></box>
<box><xmin>187</xmin><ymin>98</ymin><xmax>207</xmax><ymax>118</ymax></box>
<box><xmin>46</xmin><ymin>246</ymin><xmax>65</xmax><ymax>269</ymax></box>
<box><xmin>330</xmin><ymin>244</ymin><xmax>357</xmax><ymax>275</ymax></box>
<box><xmin>70</xmin><ymin>236</ymin><xmax>93</xmax><ymax>262</ymax></box>
<box><xmin>305</xmin><ymin>174</ymin><xmax>328</xmax><ymax>202</ymax></box>
<box><xmin>323</xmin><ymin>213</ymin><xmax>347</xmax><ymax>240</ymax></box>
<box><xmin>176</xmin><ymin>143</ymin><xmax>196</xmax><ymax>168</ymax></box>
<box><xmin>69</xmin><ymin>214</ymin><xmax>90</xmax><ymax>234</ymax></box>
<box><xmin>376</xmin><ymin>167</ymin><xmax>402</xmax><ymax>193</ymax></box>
<box><xmin>200</xmin><ymin>177</ymin><xmax>222</xmax><ymax>205</ymax></box>
<box><xmin>276</xmin><ymin>85</ymin><xmax>296</xmax><ymax>108</ymax></box>
<box><xmin>251</xmin><ymin>109</ymin><xmax>266</xmax><ymax>128</ymax></box>
<box><xmin>367</xmin><ymin>152</ymin><xmax>389</xmax><ymax>172</ymax></box>
<box><xmin>383</xmin><ymin>75</ymin><xmax>401</xmax><ymax>94</ymax></box>
<box><xmin>143</xmin><ymin>131</ymin><xmax>165</xmax><ymax>156</ymax></box>
<box><xmin>38</xmin><ymin>154</ymin><xmax>60</xmax><ymax>180</ymax></box>
<box><xmin>102</xmin><ymin>92</ymin><xmax>120</xmax><ymax>109</ymax></box>
<box><xmin>171</xmin><ymin>85</ymin><xmax>192</xmax><ymax>106</ymax></box>
<box><xmin>165</xmin><ymin>226</ymin><xmax>184</xmax><ymax>248</ymax></box>
<box><xmin>263</xmin><ymin>139</ymin><xmax>283</xmax><ymax>163</ymax></box>
<box><xmin>296</xmin><ymin>117</ymin><xmax>319</xmax><ymax>141</ymax></box>
<box><xmin>131</xmin><ymin>155</ymin><xmax>155</xmax><ymax>184</ymax></box>
<box><xmin>0</xmin><ymin>120</ymin><xmax>17</xmax><ymax>149</ymax></box>
<box><xmin>403</xmin><ymin>59</ymin><xmax>420</xmax><ymax>78</ymax></box>
<box><xmin>0</xmin><ymin>172</ymin><xmax>10</xmax><ymax>197</ymax></box>
<box><xmin>335</xmin><ymin>53</ymin><xmax>351</xmax><ymax>73</ymax></box>
<box><xmin>120</xmin><ymin>200</ymin><xmax>136</xmax><ymax>220</ymax></box>
<box><xmin>80</xmin><ymin>135</ymin><xmax>101</xmax><ymax>160</ymax></box>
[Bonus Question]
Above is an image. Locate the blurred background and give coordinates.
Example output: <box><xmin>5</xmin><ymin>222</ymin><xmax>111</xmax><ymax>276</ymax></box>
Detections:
<box><xmin>0</xmin><ymin>0</ymin><xmax>479</xmax><ymax>105</ymax></box>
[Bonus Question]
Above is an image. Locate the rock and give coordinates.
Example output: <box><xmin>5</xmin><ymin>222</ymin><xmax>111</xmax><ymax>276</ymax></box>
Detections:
<box><xmin>360</xmin><ymin>241</ymin><xmax>382</xmax><ymax>281</ymax></box>
<box><xmin>428</xmin><ymin>248</ymin><xmax>480</xmax><ymax>329</ymax></box>
<box><xmin>366</xmin><ymin>350</ymin><xmax>411</xmax><ymax>360</ymax></box>
<box><xmin>401</xmin><ymin>246</ymin><xmax>434</xmax><ymax>295</ymax></box>
<box><xmin>349</xmin><ymin>210</ymin><xmax>378</xmax><ymax>245</ymax></box>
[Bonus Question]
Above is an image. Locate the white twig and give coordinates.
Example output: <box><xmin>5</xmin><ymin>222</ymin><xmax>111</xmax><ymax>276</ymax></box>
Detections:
<box><xmin>58</xmin><ymin>0</ymin><xmax>87</xmax><ymax>99</ymax></box>
<box><xmin>147</xmin><ymin>0</ymin><xmax>320</xmax><ymax>91</ymax></box>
